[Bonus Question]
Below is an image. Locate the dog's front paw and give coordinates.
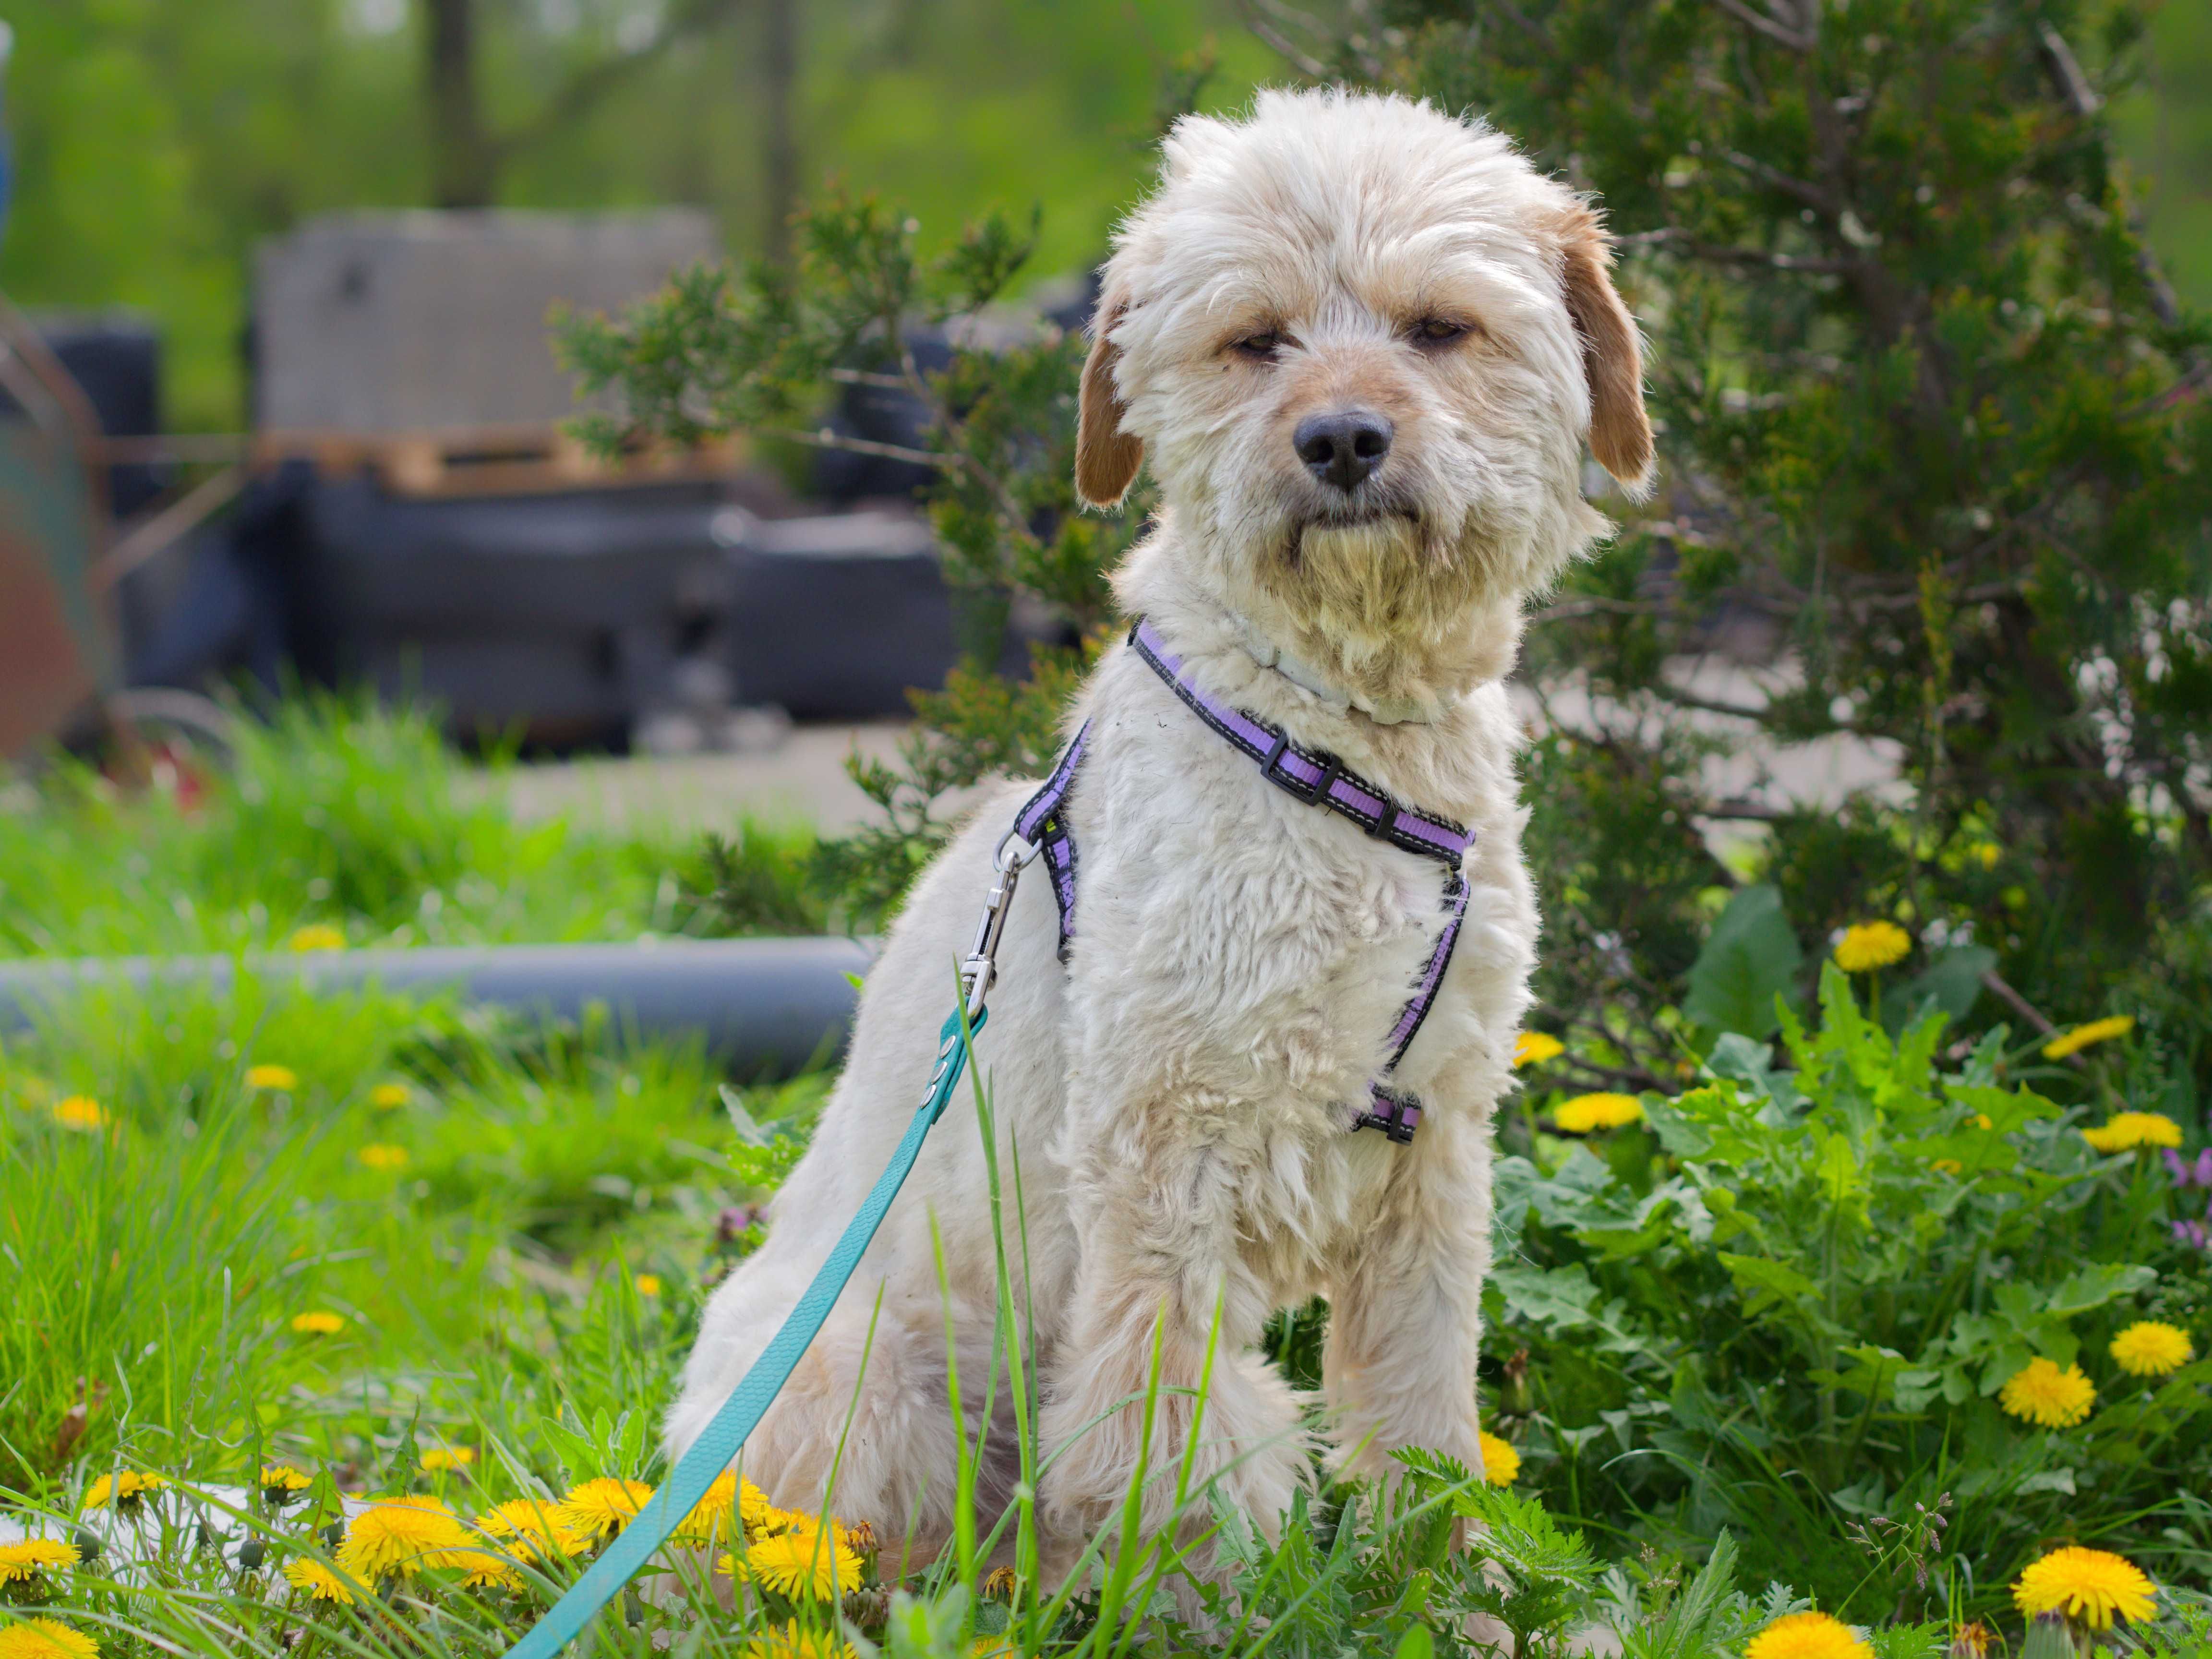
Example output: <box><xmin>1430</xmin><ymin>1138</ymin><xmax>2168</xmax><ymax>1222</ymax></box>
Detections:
<box><xmin>1039</xmin><ymin>1347</ymin><xmax>1311</xmax><ymax>1578</ymax></box>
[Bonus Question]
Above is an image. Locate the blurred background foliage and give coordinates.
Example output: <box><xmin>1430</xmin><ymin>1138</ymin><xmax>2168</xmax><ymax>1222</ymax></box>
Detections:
<box><xmin>0</xmin><ymin>0</ymin><xmax>2200</xmax><ymax>433</ymax></box>
<box><xmin>0</xmin><ymin>0</ymin><xmax>1277</xmax><ymax>431</ymax></box>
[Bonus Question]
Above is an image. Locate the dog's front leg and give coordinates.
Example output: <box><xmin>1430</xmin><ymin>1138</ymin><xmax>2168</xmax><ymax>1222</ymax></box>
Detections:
<box><xmin>1037</xmin><ymin>1120</ymin><xmax>1310</xmax><ymax>1579</ymax></box>
<box><xmin>1322</xmin><ymin>1112</ymin><xmax>1494</xmax><ymax>1490</ymax></box>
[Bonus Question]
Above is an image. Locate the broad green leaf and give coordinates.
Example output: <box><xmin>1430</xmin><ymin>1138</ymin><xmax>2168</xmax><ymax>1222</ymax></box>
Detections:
<box><xmin>1491</xmin><ymin>1154</ymin><xmax>1539</xmax><ymax>1248</ymax></box>
<box><xmin>1684</xmin><ymin>883</ymin><xmax>1803</xmax><ymax>1039</ymax></box>
<box><xmin>1892</xmin><ymin>1369</ymin><xmax>1945</xmax><ymax>1412</ymax></box>
<box><xmin>1719</xmin><ymin>1252</ymin><xmax>1823</xmax><ymax>1307</ymax></box>
<box><xmin>1815</xmin><ymin>1130</ymin><xmax>1863</xmax><ymax>1204</ymax></box>
<box><xmin>1898</xmin><ymin>945</ymin><xmax>1996</xmax><ymax>1024</ymax></box>
<box><xmin>1641</xmin><ymin>1094</ymin><xmax>1715</xmax><ymax>1157</ymax></box>
<box><xmin>1948</xmin><ymin>1082</ymin><xmax>2059</xmax><ymax>1134</ymax></box>
<box><xmin>1489</xmin><ymin>1262</ymin><xmax>1601</xmax><ymax>1332</ymax></box>
<box><xmin>2043</xmin><ymin>1263</ymin><xmax>2158</xmax><ymax>1318</ymax></box>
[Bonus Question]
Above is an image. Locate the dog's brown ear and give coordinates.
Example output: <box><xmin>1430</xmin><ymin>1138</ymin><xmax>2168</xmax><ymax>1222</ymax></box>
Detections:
<box><xmin>1555</xmin><ymin>210</ymin><xmax>1653</xmax><ymax>493</ymax></box>
<box><xmin>1075</xmin><ymin>293</ymin><xmax>1143</xmax><ymax>509</ymax></box>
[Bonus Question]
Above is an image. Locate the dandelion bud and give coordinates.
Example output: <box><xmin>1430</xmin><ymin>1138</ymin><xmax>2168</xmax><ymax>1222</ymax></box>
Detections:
<box><xmin>2018</xmin><ymin>1612</ymin><xmax>2078</xmax><ymax>1659</ymax></box>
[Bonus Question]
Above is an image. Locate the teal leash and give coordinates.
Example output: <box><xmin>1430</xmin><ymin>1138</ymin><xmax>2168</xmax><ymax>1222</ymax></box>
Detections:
<box><xmin>504</xmin><ymin>828</ymin><xmax>1042</xmax><ymax>1657</ymax></box>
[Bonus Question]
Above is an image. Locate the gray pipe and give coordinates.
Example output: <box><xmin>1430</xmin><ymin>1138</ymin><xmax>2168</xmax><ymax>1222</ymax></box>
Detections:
<box><xmin>0</xmin><ymin>937</ymin><xmax>873</xmax><ymax>1076</ymax></box>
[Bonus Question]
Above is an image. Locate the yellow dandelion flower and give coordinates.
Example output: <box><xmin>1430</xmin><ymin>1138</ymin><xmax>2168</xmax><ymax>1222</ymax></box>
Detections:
<box><xmin>283</xmin><ymin>1557</ymin><xmax>357</xmax><ymax>1605</ymax></box>
<box><xmin>2080</xmin><ymin>1112</ymin><xmax>2182</xmax><ymax>1154</ymax></box>
<box><xmin>0</xmin><ymin>1539</ymin><xmax>79</xmax><ymax>1584</ymax></box>
<box><xmin>734</xmin><ymin>1486</ymin><xmax>787</xmax><ymax>1539</ymax></box>
<box><xmin>260</xmin><ymin>1465</ymin><xmax>314</xmax><ymax>1503</ymax></box>
<box><xmin>839</xmin><ymin>1518</ymin><xmax>875</xmax><ymax>1558</ymax></box>
<box><xmin>752</xmin><ymin>1503</ymin><xmax>808</xmax><ymax>1538</ymax></box>
<box><xmin>556</xmin><ymin>1478</ymin><xmax>653</xmax><ymax>1545</ymax></box>
<box><xmin>245</xmin><ymin>1064</ymin><xmax>298</xmax><ymax>1091</ymax></box>
<box><xmin>421</xmin><ymin>1447</ymin><xmax>476</xmax><ymax>1473</ymax></box>
<box><xmin>2043</xmin><ymin>1015</ymin><xmax>2135</xmax><ymax>1060</ymax></box>
<box><xmin>670</xmin><ymin>1470</ymin><xmax>745</xmax><ymax>1548</ymax></box>
<box><xmin>290</xmin><ymin>1310</ymin><xmax>346</xmax><ymax>1336</ymax></box>
<box><xmin>336</xmin><ymin>1494</ymin><xmax>470</xmax><ymax>1582</ymax></box>
<box><xmin>739</xmin><ymin>1621</ymin><xmax>858</xmax><ymax>1659</ymax></box>
<box><xmin>368</xmin><ymin>1083</ymin><xmax>410</xmax><ymax>1110</ymax></box>
<box><xmin>1554</xmin><ymin>1093</ymin><xmax>1644</xmax><ymax>1133</ymax></box>
<box><xmin>475</xmin><ymin>1498</ymin><xmax>587</xmax><ymax>1565</ymax></box>
<box><xmin>445</xmin><ymin>1539</ymin><xmax>524</xmax><ymax>1592</ymax></box>
<box><xmin>1743</xmin><ymin>1610</ymin><xmax>1872</xmax><ymax>1659</ymax></box>
<box><xmin>0</xmin><ymin>1616</ymin><xmax>101</xmax><ymax>1659</ymax></box>
<box><xmin>718</xmin><ymin>1521</ymin><xmax>864</xmax><ymax>1601</ymax></box>
<box><xmin>1513</xmin><ymin>1031</ymin><xmax>1564</xmax><ymax>1067</ymax></box>
<box><xmin>2013</xmin><ymin>1546</ymin><xmax>2157</xmax><ymax>1630</ymax></box>
<box><xmin>357</xmin><ymin>1142</ymin><xmax>409</xmax><ymax>1172</ymax></box>
<box><xmin>286</xmin><ymin>925</ymin><xmax>345</xmax><ymax>952</ymax></box>
<box><xmin>2109</xmin><ymin>1321</ymin><xmax>2194</xmax><ymax>1378</ymax></box>
<box><xmin>1833</xmin><ymin>922</ymin><xmax>1911</xmax><ymax>974</ymax></box>
<box><xmin>1478</xmin><ymin>1431</ymin><xmax>1520</xmax><ymax>1486</ymax></box>
<box><xmin>82</xmin><ymin>1470</ymin><xmax>167</xmax><ymax>1510</ymax></box>
<box><xmin>50</xmin><ymin>1096</ymin><xmax>106</xmax><ymax>1133</ymax></box>
<box><xmin>634</xmin><ymin>1273</ymin><xmax>663</xmax><ymax>1298</ymax></box>
<box><xmin>1971</xmin><ymin>842</ymin><xmax>2002</xmax><ymax>870</ymax></box>
<box><xmin>1998</xmin><ymin>1357</ymin><xmax>2096</xmax><ymax>1429</ymax></box>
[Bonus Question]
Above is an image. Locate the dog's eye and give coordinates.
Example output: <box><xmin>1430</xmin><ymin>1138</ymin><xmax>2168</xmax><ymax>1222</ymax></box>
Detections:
<box><xmin>1412</xmin><ymin>318</ymin><xmax>1471</xmax><ymax>347</ymax></box>
<box><xmin>1230</xmin><ymin>331</ymin><xmax>1282</xmax><ymax>361</ymax></box>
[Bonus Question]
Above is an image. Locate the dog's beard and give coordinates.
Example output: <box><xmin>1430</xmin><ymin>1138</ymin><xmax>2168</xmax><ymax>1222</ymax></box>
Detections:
<box><xmin>1269</xmin><ymin>509</ymin><xmax>1466</xmax><ymax>634</ymax></box>
<box><xmin>1237</xmin><ymin>499</ymin><xmax>1513</xmax><ymax>699</ymax></box>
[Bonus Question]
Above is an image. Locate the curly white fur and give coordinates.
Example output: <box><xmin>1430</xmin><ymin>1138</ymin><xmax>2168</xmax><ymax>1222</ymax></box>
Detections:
<box><xmin>668</xmin><ymin>85</ymin><xmax>1649</xmax><ymax>1580</ymax></box>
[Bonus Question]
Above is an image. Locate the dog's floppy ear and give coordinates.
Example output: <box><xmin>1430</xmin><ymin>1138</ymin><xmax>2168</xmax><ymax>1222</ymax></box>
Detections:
<box><xmin>1554</xmin><ymin>208</ymin><xmax>1654</xmax><ymax>494</ymax></box>
<box><xmin>1075</xmin><ymin>292</ymin><xmax>1143</xmax><ymax>509</ymax></box>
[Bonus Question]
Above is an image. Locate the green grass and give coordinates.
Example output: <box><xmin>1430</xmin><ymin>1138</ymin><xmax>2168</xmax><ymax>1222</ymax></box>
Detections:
<box><xmin>4</xmin><ymin>699</ymin><xmax>2211</xmax><ymax>1659</ymax></box>
<box><xmin>0</xmin><ymin>692</ymin><xmax>821</xmax><ymax>959</ymax></box>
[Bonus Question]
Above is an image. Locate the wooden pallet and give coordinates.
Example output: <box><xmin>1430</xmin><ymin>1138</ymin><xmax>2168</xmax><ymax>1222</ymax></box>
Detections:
<box><xmin>252</xmin><ymin>422</ymin><xmax>745</xmax><ymax>498</ymax></box>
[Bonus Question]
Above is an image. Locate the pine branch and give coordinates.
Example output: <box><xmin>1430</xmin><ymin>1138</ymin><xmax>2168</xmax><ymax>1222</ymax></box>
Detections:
<box><xmin>1706</xmin><ymin>0</ymin><xmax>1815</xmax><ymax>53</ymax></box>
<box><xmin>1235</xmin><ymin>0</ymin><xmax>1331</xmax><ymax>77</ymax></box>
<box><xmin>773</xmin><ymin>427</ymin><xmax>950</xmax><ymax>469</ymax></box>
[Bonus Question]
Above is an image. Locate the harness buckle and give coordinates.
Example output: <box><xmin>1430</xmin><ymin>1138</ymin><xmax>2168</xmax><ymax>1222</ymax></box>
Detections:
<box><xmin>1355</xmin><ymin>1087</ymin><xmax>1422</xmax><ymax>1143</ymax></box>
<box><xmin>1261</xmin><ymin>731</ymin><xmax>1340</xmax><ymax>806</ymax></box>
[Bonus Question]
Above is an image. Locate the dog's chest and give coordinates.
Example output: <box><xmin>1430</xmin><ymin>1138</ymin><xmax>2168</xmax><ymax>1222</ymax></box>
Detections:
<box><xmin>1066</xmin><ymin>694</ymin><xmax>1472</xmax><ymax>1121</ymax></box>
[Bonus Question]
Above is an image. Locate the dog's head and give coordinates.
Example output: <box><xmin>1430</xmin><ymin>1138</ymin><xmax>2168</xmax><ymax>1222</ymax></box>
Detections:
<box><xmin>1083</xmin><ymin>88</ymin><xmax>1650</xmax><ymax>700</ymax></box>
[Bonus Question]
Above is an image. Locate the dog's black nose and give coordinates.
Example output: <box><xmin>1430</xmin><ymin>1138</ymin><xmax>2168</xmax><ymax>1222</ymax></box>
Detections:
<box><xmin>1293</xmin><ymin>410</ymin><xmax>1393</xmax><ymax>492</ymax></box>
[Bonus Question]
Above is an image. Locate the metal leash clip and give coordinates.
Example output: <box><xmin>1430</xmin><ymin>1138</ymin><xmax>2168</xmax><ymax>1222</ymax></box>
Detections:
<box><xmin>915</xmin><ymin>830</ymin><xmax>1040</xmax><ymax>1125</ymax></box>
<box><xmin>962</xmin><ymin>830</ymin><xmax>1039</xmax><ymax>1020</ymax></box>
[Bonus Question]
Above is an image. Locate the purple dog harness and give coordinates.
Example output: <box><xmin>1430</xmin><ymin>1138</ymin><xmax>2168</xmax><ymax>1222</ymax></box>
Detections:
<box><xmin>1011</xmin><ymin>617</ymin><xmax>1473</xmax><ymax>1143</ymax></box>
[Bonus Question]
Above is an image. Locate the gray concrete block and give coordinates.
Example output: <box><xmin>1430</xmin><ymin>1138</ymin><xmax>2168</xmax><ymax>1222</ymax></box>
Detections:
<box><xmin>252</xmin><ymin>209</ymin><xmax>721</xmax><ymax>433</ymax></box>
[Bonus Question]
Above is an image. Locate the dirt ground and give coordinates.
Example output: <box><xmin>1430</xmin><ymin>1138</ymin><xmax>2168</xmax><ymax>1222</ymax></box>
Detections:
<box><xmin>488</xmin><ymin>672</ymin><xmax>1898</xmax><ymax>864</ymax></box>
<box><xmin>490</xmin><ymin>722</ymin><xmax>913</xmax><ymax>837</ymax></box>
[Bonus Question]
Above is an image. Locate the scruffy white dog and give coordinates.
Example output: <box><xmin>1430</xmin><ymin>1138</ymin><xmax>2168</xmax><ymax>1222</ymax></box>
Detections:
<box><xmin>669</xmin><ymin>85</ymin><xmax>1650</xmax><ymax>1574</ymax></box>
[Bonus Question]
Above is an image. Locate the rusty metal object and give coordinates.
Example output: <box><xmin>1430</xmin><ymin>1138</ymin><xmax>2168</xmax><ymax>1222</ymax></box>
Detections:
<box><xmin>0</xmin><ymin>289</ymin><xmax>114</xmax><ymax>759</ymax></box>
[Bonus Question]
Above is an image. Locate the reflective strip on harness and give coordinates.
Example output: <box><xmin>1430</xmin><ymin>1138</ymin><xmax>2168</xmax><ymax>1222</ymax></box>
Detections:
<box><xmin>1012</xmin><ymin>718</ymin><xmax>1090</xmax><ymax>962</ymax></box>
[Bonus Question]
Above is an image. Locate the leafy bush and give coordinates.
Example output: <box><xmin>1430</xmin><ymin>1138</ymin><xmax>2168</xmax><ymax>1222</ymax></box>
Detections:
<box><xmin>1491</xmin><ymin>966</ymin><xmax>2212</xmax><ymax>1615</ymax></box>
<box><xmin>1287</xmin><ymin>0</ymin><xmax>2212</xmax><ymax>1085</ymax></box>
